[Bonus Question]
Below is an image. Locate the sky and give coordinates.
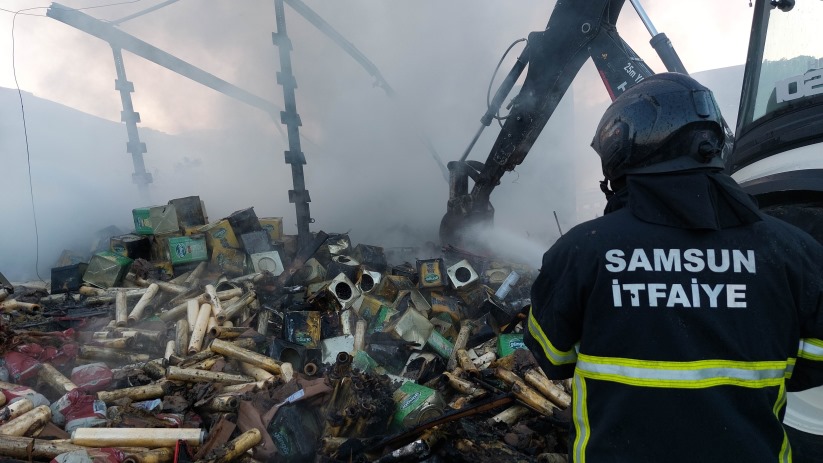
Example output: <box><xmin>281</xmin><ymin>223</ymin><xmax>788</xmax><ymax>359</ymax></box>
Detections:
<box><xmin>0</xmin><ymin>0</ymin><xmax>756</xmax><ymax>280</ymax></box>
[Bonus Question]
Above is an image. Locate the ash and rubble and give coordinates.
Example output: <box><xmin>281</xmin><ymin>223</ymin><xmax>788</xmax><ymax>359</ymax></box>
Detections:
<box><xmin>0</xmin><ymin>195</ymin><xmax>571</xmax><ymax>463</ymax></box>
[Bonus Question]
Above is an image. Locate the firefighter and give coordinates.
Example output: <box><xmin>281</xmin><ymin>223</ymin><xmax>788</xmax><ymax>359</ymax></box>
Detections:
<box><xmin>524</xmin><ymin>72</ymin><xmax>823</xmax><ymax>462</ymax></box>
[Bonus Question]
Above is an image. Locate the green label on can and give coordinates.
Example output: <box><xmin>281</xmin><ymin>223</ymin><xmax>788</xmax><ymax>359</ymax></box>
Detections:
<box><xmin>294</xmin><ymin>333</ymin><xmax>313</xmax><ymax>345</ymax></box>
<box><xmin>497</xmin><ymin>333</ymin><xmax>527</xmax><ymax>357</ymax></box>
<box><xmin>393</xmin><ymin>382</ymin><xmax>435</xmax><ymax>424</ymax></box>
<box><xmin>168</xmin><ymin>236</ymin><xmax>208</xmax><ymax>264</ymax></box>
<box><xmin>132</xmin><ymin>209</ymin><xmax>153</xmax><ymax>235</ymax></box>
<box><xmin>272</xmin><ymin>428</ymin><xmax>292</xmax><ymax>456</ymax></box>
<box><xmin>352</xmin><ymin>350</ymin><xmax>379</xmax><ymax>373</ymax></box>
<box><xmin>368</xmin><ymin>306</ymin><xmax>390</xmax><ymax>334</ymax></box>
<box><xmin>426</xmin><ymin>330</ymin><xmax>454</xmax><ymax>359</ymax></box>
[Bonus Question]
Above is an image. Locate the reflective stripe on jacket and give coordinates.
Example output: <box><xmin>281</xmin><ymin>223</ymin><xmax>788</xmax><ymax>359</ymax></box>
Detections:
<box><xmin>524</xmin><ymin>206</ymin><xmax>823</xmax><ymax>463</ymax></box>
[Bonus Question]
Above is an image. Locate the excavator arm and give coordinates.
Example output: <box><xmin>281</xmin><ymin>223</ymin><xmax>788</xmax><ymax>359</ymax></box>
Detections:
<box><xmin>440</xmin><ymin>0</ymin><xmax>685</xmax><ymax>246</ymax></box>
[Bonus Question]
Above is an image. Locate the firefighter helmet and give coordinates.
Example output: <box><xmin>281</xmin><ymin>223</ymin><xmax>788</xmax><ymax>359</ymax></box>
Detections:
<box><xmin>591</xmin><ymin>72</ymin><xmax>726</xmax><ymax>182</ymax></box>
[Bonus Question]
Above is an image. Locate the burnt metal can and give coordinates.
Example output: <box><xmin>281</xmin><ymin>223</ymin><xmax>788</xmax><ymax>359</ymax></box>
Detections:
<box><xmin>392</xmin><ymin>382</ymin><xmax>446</xmax><ymax>429</ymax></box>
<box><xmin>227</xmin><ymin>207</ymin><xmax>262</xmax><ymax>237</ymax></box>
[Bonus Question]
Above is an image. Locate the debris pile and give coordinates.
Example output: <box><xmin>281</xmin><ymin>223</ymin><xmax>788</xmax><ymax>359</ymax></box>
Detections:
<box><xmin>0</xmin><ymin>195</ymin><xmax>571</xmax><ymax>462</ymax></box>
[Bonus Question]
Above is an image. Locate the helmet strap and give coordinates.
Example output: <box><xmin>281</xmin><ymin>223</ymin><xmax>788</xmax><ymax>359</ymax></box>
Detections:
<box><xmin>600</xmin><ymin>177</ymin><xmax>615</xmax><ymax>200</ymax></box>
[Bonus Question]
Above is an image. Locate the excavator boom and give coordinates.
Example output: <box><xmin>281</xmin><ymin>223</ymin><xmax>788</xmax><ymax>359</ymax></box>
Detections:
<box><xmin>440</xmin><ymin>0</ymin><xmax>686</xmax><ymax>246</ymax></box>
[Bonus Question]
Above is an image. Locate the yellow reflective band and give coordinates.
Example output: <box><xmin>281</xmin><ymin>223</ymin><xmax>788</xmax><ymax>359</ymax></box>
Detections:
<box><xmin>572</xmin><ymin>373</ymin><xmax>590</xmax><ymax>463</ymax></box>
<box><xmin>799</xmin><ymin>338</ymin><xmax>823</xmax><ymax>361</ymax></box>
<box><xmin>785</xmin><ymin>357</ymin><xmax>796</xmax><ymax>379</ymax></box>
<box><xmin>772</xmin><ymin>381</ymin><xmax>792</xmax><ymax>463</ymax></box>
<box><xmin>576</xmin><ymin>354</ymin><xmax>791</xmax><ymax>389</ymax></box>
<box><xmin>527</xmin><ymin>309</ymin><xmax>577</xmax><ymax>366</ymax></box>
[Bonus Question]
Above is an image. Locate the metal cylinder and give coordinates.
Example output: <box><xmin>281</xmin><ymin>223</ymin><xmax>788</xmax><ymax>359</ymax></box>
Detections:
<box><xmin>221</xmin><ymin>291</ymin><xmax>257</xmax><ymax>322</ymax></box>
<box><xmin>71</xmin><ymin>427</ymin><xmax>204</xmax><ymax>448</ymax></box>
<box><xmin>201</xmin><ymin>395</ymin><xmax>239</xmax><ymax>413</ymax></box>
<box><xmin>184</xmin><ymin>262</ymin><xmax>208</xmax><ymax>287</ymax></box>
<box><xmin>166</xmin><ymin>366</ymin><xmax>253</xmax><ymax>385</ymax></box>
<box><xmin>0</xmin><ymin>399</ymin><xmax>34</xmax><ymax>424</ymax></box>
<box><xmin>0</xmin><ymin>405</ymin><xmax>52</xmax><ymax>437</ymax></box>
<box><xmin>79</xmin><ymin>346</ymin><xmax>149</xmax><ymax>364</ymax></box>
<box><xmin>239</xmin><ymin>363</ymin><xmax>274</xmax><ymax>382</ymax></box>
<box><xmin>115</xmin><ymin>289</ymin><xmax>129</xmax><ymax>327</ymax></box>
<box><xmin>188</xmin><ymin>303</ymin><xmax>212</xmax><ymax>354</ymax></box>
<box><xmin>97</xmin><ymin>383</ymin><xmax>166</xmax><ymax>404</ymax></box>
<box><xmin>122</xmin><ymin>448</ymin><xmax>174</xmax><ymax>463</ymax></box>
<box><xmin>205</xmin><ymin>285</ymin><xmax>225</xmax><ymax>323</ymax></box>
<box><xmin>38</xmin><ymin>363</ymin><xmax>77</xmax><ymax>395</ymax></box>
<box><xmin>200</xmin><ymin>428</ymin><xmax>261</xmax><ymax>463</ymax></box>
<box><xmin>524</xmin><ymin>368</ymin><xmax>571</xmax><ymax>409</ymax></box>
<box><xmin>186</xmin><ymin>299</ymin><xmax>199</xmax><ymax>331</ymax></box>
<box><xmin>175</xmin><ymin>319</ymin><xmax>190</xmax><ymax>357</ymax></box>
<box><xmin>0</xmin><ymin>434</ymin><xmax>86</xmax><ymax>460</ymax></box>
<box><xmin>128</xmin><ymin>283</ymin><xmax>160</xmax><ymax>325</ymax></box>
<box><xmin>303</xmin><ymin>362</ymin><xmax>318</xmax><ymax>376</ymax></box>
<box><xmin>210</xmin><ymin>339</ymin><xmax>282</xmax><ymax>375</ymax></box>
<box><xmin>447</xmin><ymin>323</ymin><xmax>471</xmax><ymax>370</ymax></box>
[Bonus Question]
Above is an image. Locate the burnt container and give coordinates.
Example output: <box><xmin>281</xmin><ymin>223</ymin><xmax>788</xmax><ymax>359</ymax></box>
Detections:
<box><xmin>227</xmin><ymin>208</ymin><xmax>262</xmax><ymax>237</ymax></box>
<box><xmin>268</xmin><ymin>403</ymin><xmax>322</xmax><ymax>462</ymax></box>
<box><xmin>485</xmin><ymin>296</ymin><xmax>520</xmax><ymax>328</ymax></box>
<box><xmin>132</xmin><ymin>204</ymin><xmax>179</xmax><ymax>235</ymax></box>
<box><xmin>351</xmin><ymin>244</ymin><xmax>388</xmax><ymax>273</ymax></box>
<box><xmin>416</xmin><ymin>258</ymin><xmax>447</xmax><ymax>290</ymax></box>
<box><xmin>239</xmin><ymin>230</ymin><xmax>272</xmax><ymax>255</ymax></box>
<box><xmin>391</xmin><ymin>263</ymin><xmax>418</xmax><ymax>284</ymax></box>
<box><xmin>268</xmin><ymin>338</ymin><xmax>308</xmax><ymax>370</ymax></box>
<box><xmin>447</xmin><ymin>259</ymin><xmax>480</xmax><ymax>290</ymax></box>
<box><xmin>284</xmin><ymin>311</ymin><xmax>321</xmax><ymax>348</ymax></box>
<box><xmin>168</xmin><ymin>196</ymin><xmax>207</xmax><ymax>229</ymax></box>
<box><xmin>392</xmin><ymin>382</ymin><xmax>446</xmax><ymax>430</ymax></box>
<box><xmin>50</xmin><ymin>263</ymin><xmax>88</xmax><ymax>294</ymax></box>
<box><xmin>313</xmin><ymin>234</ymin><xmax>351</xmax><ymax>266</ymax></box>
<box><xmin>467</xmin><ymin>313</ymin><xmax>499</xmax><ymax>348</ymax></box>
<box><xmin>168</xmin><ymin>234</ymin><xmax>208</xmax><ymax>265</ymax></box>
<box><xmin>259</xmin><ymin>217</ymin><xmax>284</xmax><ymax>242</ymax></box>
<box><xmin>83</xmin><ymin>251</ymin><xmax>133</xmax><ymax>288</ymax></box>
<box><xmin>110</xmin><ymin>234</ymin><xmax>151</xmax><ymax>260</ymax></box>
<box><xmin>212</xmin><ymin>247</ymin><xmax>246</xmax><ymax>276</ymax></box>
<box><xmin>325</xmin><ymin>255</ymin><xmax>359</xmax><ymax>282</ymax></box>
<box><xmin>250</xmin><ymin>251</ymin><xmax>284</xmax><ymax>275</ymax></box>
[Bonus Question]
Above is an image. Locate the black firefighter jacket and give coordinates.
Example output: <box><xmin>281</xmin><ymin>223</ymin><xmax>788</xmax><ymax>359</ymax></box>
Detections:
<box><xmin>524</xmin><ymin>170</ymin><xmax>823</xmax><ymax>462</ymax></box>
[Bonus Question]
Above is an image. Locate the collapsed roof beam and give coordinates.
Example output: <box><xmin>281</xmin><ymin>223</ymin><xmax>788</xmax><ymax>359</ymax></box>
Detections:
<box><xmin>46</xmin><ymin>2</ymin><xmax>282</xmax><ymax>119</ymax></box>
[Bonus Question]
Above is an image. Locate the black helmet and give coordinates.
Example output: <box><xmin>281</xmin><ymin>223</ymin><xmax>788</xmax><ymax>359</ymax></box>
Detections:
<box><xmin>591</xmin><ymin>72</ymin><xmax>726</xmax><ymax>182</ymax></box>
